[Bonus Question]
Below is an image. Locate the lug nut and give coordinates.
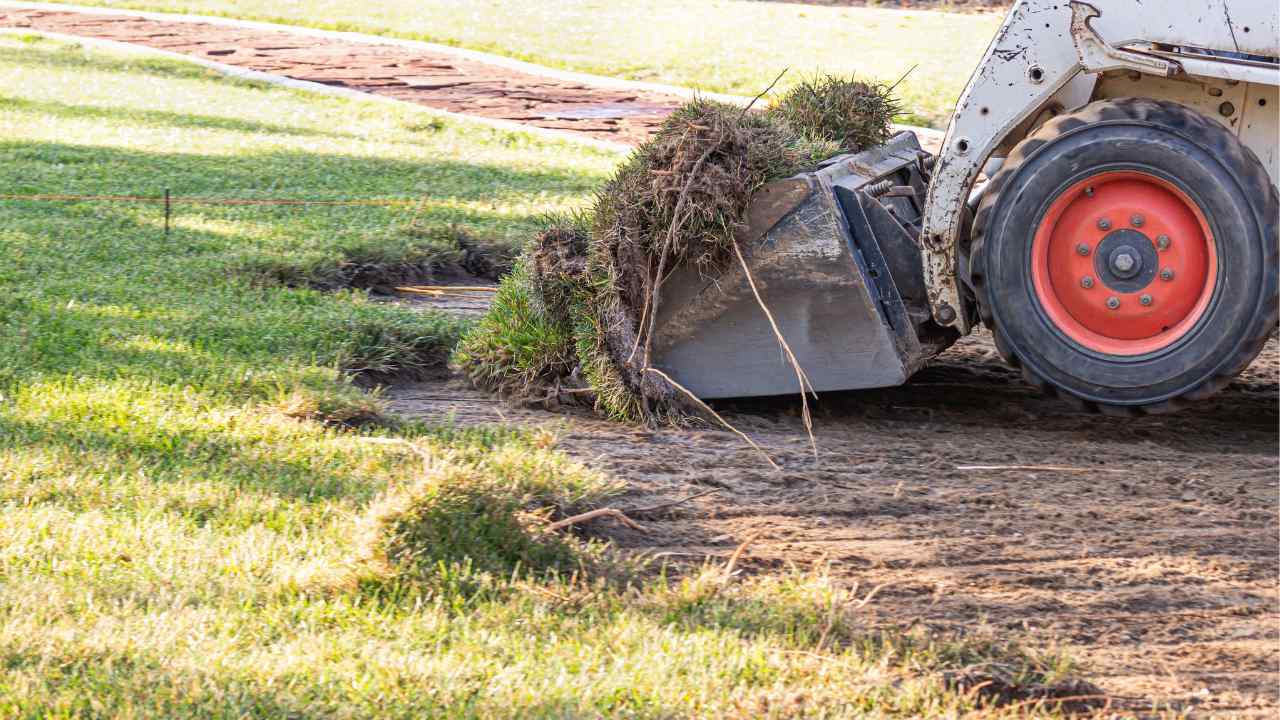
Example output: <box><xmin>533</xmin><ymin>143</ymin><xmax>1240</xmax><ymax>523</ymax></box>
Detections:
<box><xmin>1106</xmin><ymin>296</ymin><xmax>1121</xmax><ymax>310</ymax></box>
<box><xmin>1097</xmin><ymin>218</ymin><xmax>1112</xmax><ymax>231</ymax></box>
<box><xmin>1080</xmin><ymin>276</ymin><xmax>1095</xmax><ymax>289</ymax></box>
<box><xmin>1131</xmin><ymin>214</ymin><xmax>1145</xmax><ymax>227</ymax></box>
<box><xmin>1140</xmin><ymin>294</ymin><xmax>1153</xmax><ymax>306</ymax></box>
<box><xmin>1157</xmin><ymin>235</ymin><xmax>1171</xmax><ymax>250</ymax></box>
<box><xmin>1160</xmin><ymin>267</ymin><xmax>1175</xmax><ymax>281</ymax></box>
<box><xmin>1076</xmin><ymin>243</ymin><xmax>1091</xmax><ymax>256</ymax></box>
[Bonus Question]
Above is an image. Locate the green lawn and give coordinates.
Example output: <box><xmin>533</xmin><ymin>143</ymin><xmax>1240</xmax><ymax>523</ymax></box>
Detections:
<box><xmin>58</xmin><ymin>0</ymin><xmax>1000</xmax><ymax>128</ymax></box>
<box><xmin>0</xmin><ymin>35</ymin><xmax>1083</xmax><ymax>717</ymax></box>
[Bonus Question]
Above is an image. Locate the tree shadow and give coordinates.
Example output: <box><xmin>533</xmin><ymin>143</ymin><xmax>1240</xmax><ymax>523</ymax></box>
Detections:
<box><xmin>0</xmin><ymin>40</ymin><xmax>268</xmax><ymax>84</ymax></box>
<box><xmin>0</xmin><ymin>138</ymin><xmax>601</xmax><ymax>200</ymax></box>
<box><xmin>0</xmin><ymin>137</ymin><xmax>600</xmax><ymax>507</ymax></box>
<box><xmin>0</xmin><ymin>95</ymin><xmax>354</xmax><ymax>139</ymax></box>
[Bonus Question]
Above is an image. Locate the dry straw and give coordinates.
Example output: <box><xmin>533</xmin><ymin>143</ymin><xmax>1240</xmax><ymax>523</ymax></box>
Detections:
<box><xmin>457</xmin><ymin>75</ymin><xmax>899</xmax><ymax>460</ymax></box>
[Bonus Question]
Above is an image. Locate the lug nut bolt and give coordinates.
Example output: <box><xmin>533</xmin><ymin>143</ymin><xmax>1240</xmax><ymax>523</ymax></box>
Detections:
<box><xmin>1157</xmin><ymin>235</ymin><xmax>1171</xmax><ymax>250</ymax></box>
<box><xmin>1140</xmin><ymin>294</ymin><xmax>1153</xmax><ymax>306</ymax></box>
<box><xmin>1097</xmin><ymin>218</ymin><xmax>1112</xmax><ymax>231</ymax></box>
<box><xmin>1080</xmin><ymin>276</ymin><xmax>1095</xmax><ymax>289</ymax></box>
<box><xmin>1160</xmin><ymin>267</ymin><xmax>1175</xmax><ymax>281</ymax></box>
<box><xmin>1131</xmin><ymin>214</ymin><xmax>1145</xmax><ymax>227</ymax></box>
<box><xmin>1106</xmin><ymin>296</ymin><xmax>1121</xmax><ymax>310</ymax></box>
<box><xmin>1084</xmin><ymin>186</ymin><xmax>1095</xmax><ymax>197</ymax></box>
<box><xmin>1076</xmin><ymin>243</ymin><xmax>1091</xmax><ymax>256</ymax></box>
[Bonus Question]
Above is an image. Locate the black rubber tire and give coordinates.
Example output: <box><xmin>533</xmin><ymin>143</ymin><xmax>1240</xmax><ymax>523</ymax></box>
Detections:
<box><xmin>964</xmin><ymin>98</ymin><xmax>1279</xmax><ymax>414</ymax></box>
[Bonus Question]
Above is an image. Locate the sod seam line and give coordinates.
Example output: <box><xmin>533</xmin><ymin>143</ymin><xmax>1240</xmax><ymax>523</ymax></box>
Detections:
<box><xmin>0</xmin><ymin>1</ymin><xmax>944</xmax><ymax>144</ymax></box>
<box><xmin>0</xmin><ymin>0</ymin><xmax>753</xmax><ymax>103</ymax></box>
<box><xmin>0</xmin><ymin>27</ymin><xmax>633</xmax><ymax>154</ymax></box>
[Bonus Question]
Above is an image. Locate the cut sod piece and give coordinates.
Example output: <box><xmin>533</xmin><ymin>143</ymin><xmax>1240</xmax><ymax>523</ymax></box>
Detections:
<box><xmin>456</xmin><ymin>77</ymin><xmax>898</xmax><ymax>423</ymax></box>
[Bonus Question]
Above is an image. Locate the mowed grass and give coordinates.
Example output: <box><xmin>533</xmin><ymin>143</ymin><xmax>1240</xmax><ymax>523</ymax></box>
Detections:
<box><xmin>62</xmin><ymin>0</ymin><xmax>1000</xmax><ymax>127</ymax></box>
<box><xmin>0</xmin><ymin>36</ymin><xmax>1088</xmax><ymax>717</ymax></box>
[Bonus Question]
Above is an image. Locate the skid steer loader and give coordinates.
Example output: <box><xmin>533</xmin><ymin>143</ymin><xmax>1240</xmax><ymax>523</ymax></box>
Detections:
<box><xmin>654</xmin><ymin>0</ymin><xmax>1279</xmax><ymax>413</ymax></box>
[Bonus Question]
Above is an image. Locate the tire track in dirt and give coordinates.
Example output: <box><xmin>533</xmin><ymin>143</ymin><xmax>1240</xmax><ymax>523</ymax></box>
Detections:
<box><xmin>388</xmin><ymin>332</ymin><xmax>1279</xmax><ymax>716</ymax></box>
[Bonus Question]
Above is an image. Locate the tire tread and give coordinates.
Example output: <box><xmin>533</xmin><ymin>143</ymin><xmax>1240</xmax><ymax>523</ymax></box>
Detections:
<box><xmin>964</xmin><ymin>98</ymin><xmax>1279</xmax><ymax>414</ymax></box>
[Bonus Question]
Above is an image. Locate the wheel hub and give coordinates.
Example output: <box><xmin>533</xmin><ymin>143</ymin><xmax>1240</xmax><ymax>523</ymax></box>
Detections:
<box><xmin>1029</xmin><ymin>171</ymin><xmax>1218</xmax><ymax>356</ymax></box>
<box><xmin>1095</xmin><ymin>229</ymin><xmax>1159</xmax><ymax>292</ymax></box>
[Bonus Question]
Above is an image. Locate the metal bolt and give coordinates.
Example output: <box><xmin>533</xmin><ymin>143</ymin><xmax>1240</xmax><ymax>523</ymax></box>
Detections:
<box><xmin>1113</xmin><ymin>252</ymin><xmax>1137</xmax><ymax>273</ymax></box>
<box><xmin>1106</xmin><ymin>296</ymin><xmax>1121</xmax><ymax>310</ymax></box>
<box><xmin>1156</xmin><ymin>234</ymin><xmax>1171</xmax><ymax>250</ymax></box>
<box><xmin>1219</xmin><ymin>101</ymin><xmax>1236</xmax><ymax>117</ymax></box>
<box><xmin>1131</xmin><ymin>214</ymin><xmax>1145</xmax><ymax>227</ymax></box>
<box><xmin>1084</xmin><ymin>186</ymin><xmax>1095</xmax><ymax>198</ymax></box>
<box><xmin>1076</xmin><ymin>243</ymin><xmax>1091</xmax><ymax>256</ymax></box>
<box><xmin>1080</xmin><ymin>276</ymin><xmax>1095</xmax><ymax>289</ymax></box>
<box><xmin>1097</xmin><ymin>218</ymin><xmax>1112</xmax><ymax>231</ymax></box>
<box><xmin>1160</xmin><ymin>267</ymin><xmax>1175</xmax><ymax>281</ymax></box>
<box><xmin>1140</xmin><ymin>294</ymin><xmax>1153</xmax><ymax>306</ymax></box>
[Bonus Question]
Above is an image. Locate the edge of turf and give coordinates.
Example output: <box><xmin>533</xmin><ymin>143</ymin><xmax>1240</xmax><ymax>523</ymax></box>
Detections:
<box><xmin>2</xmin><ymin>0</ymin><xmax>944</xmax><ymax>144</ymax></box>
<box><xmin>0</xmin><ymin>25</ymin><xmax>634</xmax><ymax>153</ymax></box>
<box><xmin>2</xmin><ymin>0</ymin><xmax>754</xmax><ymax>102</ymax></box>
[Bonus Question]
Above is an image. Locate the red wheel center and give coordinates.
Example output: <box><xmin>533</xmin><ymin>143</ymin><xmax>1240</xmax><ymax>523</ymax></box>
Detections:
<box><xmin>1031</xmin><ymin>171</ymin><xmax>1217</xmax><ymax>356</ymax></box>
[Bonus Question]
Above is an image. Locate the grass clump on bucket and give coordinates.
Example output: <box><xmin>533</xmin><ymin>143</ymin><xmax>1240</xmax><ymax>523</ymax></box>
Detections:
<box><xmin>770</xmin><ymin>75</ymin><xmax>900</xmax><ymax>153</ymax></box>
<box><xmin>455</xmin><ymin>75</ymin><xmax>899</xmax><ymax>424</ymax></box>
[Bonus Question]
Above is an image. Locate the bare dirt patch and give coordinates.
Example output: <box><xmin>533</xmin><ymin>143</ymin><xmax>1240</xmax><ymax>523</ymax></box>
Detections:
<box><xmin>0</xmin><ymin>7</ymin><xmax>682</xmax><ymax>145</ymax></box>
<box><xmin>0</xmin><ymin>7</ymin><xmax>945</xmax><ymax>153</ymax></box>
<box><xmin>389</xmin><ymin>332</ymin><xmax>1280</xmax><ymax>716</ymax></box>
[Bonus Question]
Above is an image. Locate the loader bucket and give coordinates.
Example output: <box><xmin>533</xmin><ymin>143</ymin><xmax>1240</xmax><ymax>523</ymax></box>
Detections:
<box><xmin>650</xmin><ymin>131</ymin><xmax>959</xmax><ymax>399</ymax></box>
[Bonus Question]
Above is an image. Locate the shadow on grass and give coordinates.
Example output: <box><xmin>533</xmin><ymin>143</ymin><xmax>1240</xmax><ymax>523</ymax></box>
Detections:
<box><xmin>0</xmin><ymin>95</ymin><xmax>354</xmax><ymax>139</ymax></box>
<box><xmin>0</xmin><ymin>136</ymin><xmax>599</xmax><ymax>510</ymax></box>
<box><xmin>0</xmin><ymin>41</ymin><xmax>270</xmax><ymax>85</ymax></box>
<box><xmin>0</xmin><ymin>413</ymin><xmax>374</xmax><ymax>505</ymax></box>
<box><xmin>0</xmin><ymin>139</ymin><xmax>601</xmax><ymax>200</ymax></box>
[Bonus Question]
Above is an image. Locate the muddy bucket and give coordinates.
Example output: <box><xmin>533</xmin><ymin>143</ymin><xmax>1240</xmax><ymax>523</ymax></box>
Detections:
<box><xmin>649</xmin><ymin>131</ymin><xmax>959</xmax><ymax>399</ymax></box>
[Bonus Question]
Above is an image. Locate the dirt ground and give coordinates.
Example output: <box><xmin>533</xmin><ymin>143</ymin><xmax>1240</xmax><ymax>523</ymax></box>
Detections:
<box><xmin>14</xmin><ymin>6</ymin><xmax>1274</xmax><ymax>713</ymax></box>
<box><xmin>389</xmin><ymin>331</ymin><xmax>1279</xmax><ymax>717</ymax></box>
<box><xmin>0</xmin><ymin>7</ymin><xmax>690</xmax><ymax>146</ymax></box>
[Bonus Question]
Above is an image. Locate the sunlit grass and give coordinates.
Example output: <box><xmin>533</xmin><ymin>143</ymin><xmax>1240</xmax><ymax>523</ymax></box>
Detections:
<box><xmin>60</xmin><ymin>0</ymin><xmax>999</xmax><ymax>127</ymax></box>
<box><xmin>0</xmin><ymin>36</ymin><xmax>1086</xmax><ymax>717</ymax></box>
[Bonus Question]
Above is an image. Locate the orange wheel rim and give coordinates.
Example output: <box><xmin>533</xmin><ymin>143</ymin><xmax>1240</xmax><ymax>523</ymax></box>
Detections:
<box><xmin>1030</xmin><ymin>171</ymin><xmax>1218</xmax><ymax>356</ymax></box>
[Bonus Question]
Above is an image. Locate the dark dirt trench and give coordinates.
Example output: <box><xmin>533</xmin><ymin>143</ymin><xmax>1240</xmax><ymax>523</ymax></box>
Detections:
<box><xmin>389</xmin><ymin>331</ymin><xmax>1279</xmax><ymax>717</ymax></box>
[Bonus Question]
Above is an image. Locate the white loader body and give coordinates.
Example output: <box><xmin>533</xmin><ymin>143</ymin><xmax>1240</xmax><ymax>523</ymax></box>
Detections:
<box><xmin>922</xmin><ymin>0</ymin><xmax>1280</xmax><ymax>330</ymax></box>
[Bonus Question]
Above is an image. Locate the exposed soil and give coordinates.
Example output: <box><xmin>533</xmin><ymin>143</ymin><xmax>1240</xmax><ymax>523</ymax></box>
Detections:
<box><xmin>0</xmin><ymin>6</ymin><xmax>944</xmax><ymax>152</ymax></box>
<box><xmin>0</xmin><ymin>7</ymin><xmax>691</xmax><ymax>146</ymax></box>
<box><xmin>12</xmin><ymin>5</ymin><xmax>1274</xmax><ymax>713</ymax></box>
<box><xmin>389</xmin><ymin>332</ymin><xmax>1279</xmax><ymax>717</ymax></box>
